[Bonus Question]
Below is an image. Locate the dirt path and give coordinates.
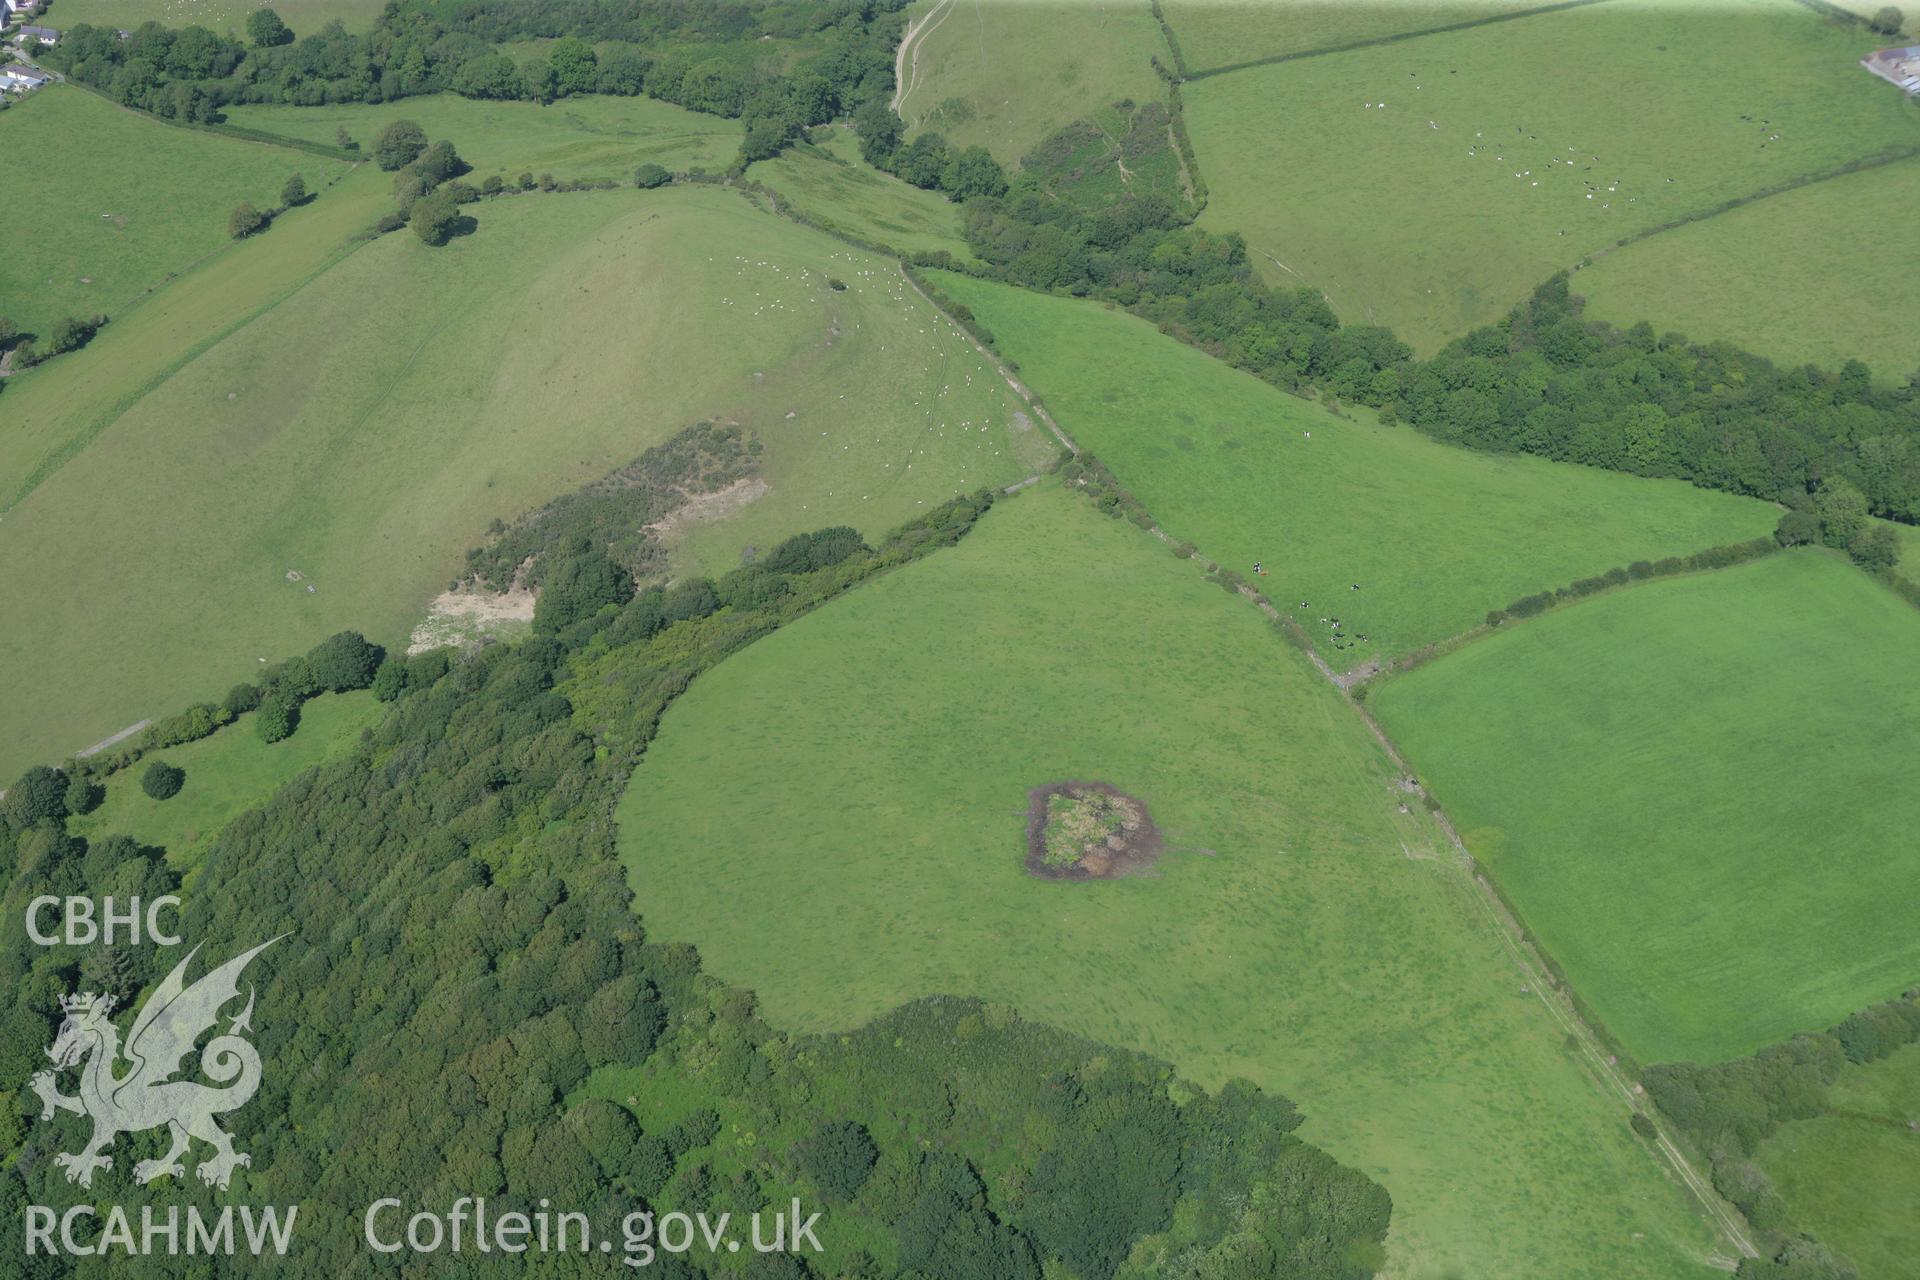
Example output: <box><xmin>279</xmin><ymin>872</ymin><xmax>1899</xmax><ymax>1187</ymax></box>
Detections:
<box><xmin>76</xmin><ymin>719</ymin><xmax>152</xmax><ymax>758</ymax></box>
<box><xmin>1030</xmin><ymin>486</ymin><xmax>1762</xmax><ymax>1265</ymax></box>
<box><xmin>892</xmin><ymin>0</ymin><xmax>959</xmax><ymax>115</ymax></box>
<box><xmin>896</xmin><ymin>266</ymin><xmax>1080</xmax><ymax>458</ymax></box>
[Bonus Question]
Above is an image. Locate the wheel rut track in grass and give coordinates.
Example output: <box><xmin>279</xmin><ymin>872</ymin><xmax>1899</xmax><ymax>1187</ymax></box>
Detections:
<box><xmin>1048</xmin><ymin>474</ymin><xmax>1764</xmax><ymax>1265</ymax></box>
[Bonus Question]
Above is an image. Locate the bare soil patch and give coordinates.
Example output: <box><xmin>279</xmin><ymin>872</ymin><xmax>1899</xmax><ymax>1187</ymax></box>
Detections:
<box><xmin>646</xmin><ymin>475</ymin><xmax>770</xmax><ymax>540</ymax></box>
<box><xmin>1024</xmin><ymin>781</ymin><xmax>1163</xmax><ymax>880</ymax></box>
<box><xmin>409</xmin><ymin>584</ymin><xmax>536</xmax><ymax>654</ymax></box>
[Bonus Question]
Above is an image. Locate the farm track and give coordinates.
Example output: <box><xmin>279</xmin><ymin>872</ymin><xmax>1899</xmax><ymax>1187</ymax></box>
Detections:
<box><xmin>895</xmin><ymin>266</ymin><xmax>1079</xmax><ymax>458</ymax></box>
<box><xmin>1280</xmin><ymin>603</ymin><xmax>1758</xmax><ymax>1268</ymax></box>
<box><xmin>900</xmin><ymin>259</ymin><xmax>1758</xmax><ymax>1267</ymax></box>
<box><xmin>891</xmin><ymin>0</ymin><xmax>959</xmax><ymax>116</ymax></box>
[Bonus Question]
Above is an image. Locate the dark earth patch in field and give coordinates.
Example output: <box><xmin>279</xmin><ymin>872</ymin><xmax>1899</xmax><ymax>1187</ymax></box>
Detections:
<box><xmin>1024</xmin><ymin>781</ymin><xmax>1163</xmax><ymax>880</ymax></box>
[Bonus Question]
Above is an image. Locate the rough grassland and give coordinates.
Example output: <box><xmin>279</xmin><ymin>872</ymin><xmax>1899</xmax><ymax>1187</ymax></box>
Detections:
<box><xmin>928</xmin><ymin>271</ymin><xmax>1776</xmax><ymax>661</ymax></box>
<box><xmin>748</xmin><ymin>125</ymin><xmax>976</xmax><ymax>262</ymax></box>
<box><xmin>0</xmin><ymin>86</ymin><xmax>344</xmax><ymax>340</ymax></box>
<box><xmin>67</xmin><ymin>692</ymin><xmax>380</xmax><ymax>874</ymax></box>
<box><xmin>1370</xmin><ymin>552</ymin><xmax>1920</xmax><ymax>1063</ymax></box>
<box><xmin>1756</xmin><ymin>1041</ymin><xmax>1920</xmax><ymax>1279</ymax></box>
<box><xmin>223</xmin><ymin>93</ymin><xmax>741</xmax><ymax>185</ymax></box>
<box><xmin>1187</xmin><ymin>0</ymin><xmax>1920</xmax><ymax>351</ymax></box>
<box><xmin>50</xmin><ymin>0</ymin><xmax>387</xmax><ymax>36</ymax></box>
<box><xmin>618</xmin><ymin>482</ymin><xmax>1724</xmax><ymax>1280</ymax></box>
<box><xmin>1577</xmin><ymin>156</ymin><xmax>1920</xmax><ymax>377</ymax></box>
<box><xmin>1163</xmin><ymin>0</ymin><xmax>1550</xmax><ymax>74</ymax></box>
<box><xmin>0</xmin><ymin>188</ymin><xmax>1036</xmax><ymax>779</ymax></box>
<box><xmin>895</xmin><ymin>0</ymin><xmax>1169</xmax><ymax>166</ymax></box>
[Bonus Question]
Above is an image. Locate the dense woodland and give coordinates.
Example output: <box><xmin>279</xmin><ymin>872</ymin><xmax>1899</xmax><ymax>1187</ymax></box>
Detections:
<box><xmin>1</xmin><ymin>491</ymin><xmax>1389</xmax><ymax>1278</ymax></box>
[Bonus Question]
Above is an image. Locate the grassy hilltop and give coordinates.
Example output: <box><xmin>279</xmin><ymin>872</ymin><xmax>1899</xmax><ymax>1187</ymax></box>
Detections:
<box><xmin>0</xmin><ymin>187</ymin><xmax>1041</xmax><ymax>778</ymax></box>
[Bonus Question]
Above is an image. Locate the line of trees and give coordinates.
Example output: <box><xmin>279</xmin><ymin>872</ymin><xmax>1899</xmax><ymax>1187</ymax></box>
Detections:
<box><xmin>876</xmin><ymin>106</ymin><xmax>1920</xmax><ymax>553</ymax></box>
<box><xmin>1642</xmin><ymin>990</ymin><xmax>1920</xmax><ymax>1279</ymax></box>
<box><xmin>40</xmin><ymin>0</ymin><xmax>912</xmax><ymax>168</ymax></box>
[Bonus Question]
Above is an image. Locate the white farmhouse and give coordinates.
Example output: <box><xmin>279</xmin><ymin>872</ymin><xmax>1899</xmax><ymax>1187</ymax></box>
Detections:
<box><xmin>4</xmin><ymin>61</ymin><xmax>49</xmax><ymax>91</ymax></box>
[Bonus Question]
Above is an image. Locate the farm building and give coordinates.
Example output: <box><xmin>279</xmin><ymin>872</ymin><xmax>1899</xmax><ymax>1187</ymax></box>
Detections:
<box><xmin>16</xmin><ymin>23</ymin><xmax>58</xmax><ymax>44</ymax></box>
<box><xmin>1861</xmin><ymin>45</ymin><xmax>1920</xmax><ymax>95</ymax></box>
<box><xmin>3</xmin><ymin>61</ymin><xmax>47</xmax><ymax>90</ymax></box>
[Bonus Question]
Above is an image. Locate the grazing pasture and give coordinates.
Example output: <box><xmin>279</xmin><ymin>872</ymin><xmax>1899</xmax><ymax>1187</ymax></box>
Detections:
<box><xmin>1370</xmin><ymin>551</ymin><xmax>1920</xmax><ymax>1063</ymax></box>
<box><xmin>66</xmin><ymin>691</ymin><xmax>381</xmax><ymax>874</ymax></box>
<box><xmin>1186</xmin><ymin>0</ymin><xmax>1920</xmax><ymax>351</ymax></box>
<box><xmin>747</xmin><ymin>125</ymin><xmax>977</xmax><ymax>261</ymax></box>
<box><xmin>926</xmin><ymin>271</ymin><xmax>1775</xmax><ymax>661</ymax></box>
<box><xmin>0</xmin><ymin>188</ymin><xmax>1034</xmax><ymax>780</ymax></box>
<box><xmin>1755</xmin><ymin>1041</ymin><xmax>1920</xmax><ymax>1280</ymax></box>
<box><xmin>48</xmin><ymin>0</ymin><xmax>387</xmax><ymax>36</ymax></box>
<box><xmin>894</xmin><ymin>0</ymin><xmax>1169</xmax><ymax>166</ymax></box>
<box><xmin>0</xmin><ymin>86</ymin><xmax>342</xmax><ymax>340</ymax></box>
<box><xmin>223</xmin><ymin>93</ymin><xmax>741</xmax><ymax>185</ymax></box>
<box><xmin>1577</xmin><ymin>155</ymin><xmax>1920</xmax><ymax>378</ymax></box>
<box><xmin>1163</xmin><ymin>0</ymin><xmax>1552</xmax><ymax>75</ymax></box>
<box><xmin>617</xmin><ymin>481</ymin><xmax>1725</xmax><ymax>1280</ymax></box>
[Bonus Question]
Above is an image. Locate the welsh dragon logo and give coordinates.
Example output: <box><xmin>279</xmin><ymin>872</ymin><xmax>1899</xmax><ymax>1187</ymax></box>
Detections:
<box><xmin>28</xmin><ymin>938</ymin><xmax>280</xmax><ymax>1191</ymax></box>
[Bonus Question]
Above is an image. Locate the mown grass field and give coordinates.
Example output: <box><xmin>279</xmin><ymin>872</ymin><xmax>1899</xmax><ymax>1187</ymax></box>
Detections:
<box><xmin>1186</xmin><ymin>0</ymin><xmax>1920</xmax><ymax>351</ymax></box>
<box><xmin>1163</xmin><ymin>0</ymin><xmax>1549</xmax><ymax>75</ymax></box>
<box><xmin>748</xmin><ymin>125</ymin><xmax>976</xmax><ymax>262</ymax></box>
<box><xmin>617</xmin><ymin>481</ymin><xmax>1724</xmax><ymax>1280</ymax></box>
<box><xmin>1577</xmin><ymin>155</ymin><xmax>1920</xmax><ymax>377</ymax></box>
<box><xmin>1756</xmin><ymin>1041</ymin><xmax>1920</xmax><ymax>1279</ymax></box>
<box><xmin>67</xmin><ymin>691</ymin><xmax>380</xmax><ymax>873</ymax></box>
<box><xmin>223</xmin><ymin>93</ymin><xmax>741</xmax><ymax>185</ymax></box>
<box><xmin>0</xmin><ymin>86</ymin><xmax>343</xmax><ymax>340</ymax></box>
<box><xmin>0</xmin><ymin>187</ymin><xmax>1037</xmax><ymax>779</ymax></box>
<box><xmin>48</xmin><ymin>0</ymin><xmax>387</xmax><ymax>36</ymax></box>
<box><xmin>928</xmin><ymin>271</ymin><xmax>1776</xmax><ymax>661</ymax></box>
<box><xmin>895</xmin><ymin>0</ymin><xmax>1169</xmax><ymax>166</ymax></box>
<box><xmin>1371</xmin><ymin>551</ymin><xmax>1920</xmax><ymax>1063</ymax></box>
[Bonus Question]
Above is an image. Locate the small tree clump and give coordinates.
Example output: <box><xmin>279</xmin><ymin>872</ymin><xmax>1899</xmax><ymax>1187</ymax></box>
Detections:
<box><xmin>280</xmin><ymin>173</ymin><xmax>307</xmax><ymax>207</ymax></box>
<box><xmin>230</xmin><ymin>202</ymin><xmax>266</xmax><ymax>239</ymax></box>
<box><xmin>633</xmin><ymin>162</ymin><xmax>670</xmax><ymax>189</ymax></box>
<box><xmin>372</xmin><ymin>119</ymin><xmax>428</xmax><ymax>171</ymax></box>
<box><xmin>141</xmin><ymin>760</ymin><xmax>185</xmax><ymax>801</ymax></box>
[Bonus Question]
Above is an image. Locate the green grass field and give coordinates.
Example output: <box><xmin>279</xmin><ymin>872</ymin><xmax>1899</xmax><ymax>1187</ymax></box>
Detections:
<box><xmin>1186</xmin><ymin>0</ymin><xmax>1920</xmax><ymax>351</ymax></box>
<box><xmin>0</xmin><ymin>86</ymin><xmax>344</xmax><ymax>340</ymax></box>
<box><xmin>46</xmin><ymin>0</ymin><xmax>387</xmax><ymax>36</ymax></box>
<box><xmin>0</xmin><ymin>186</ymin><xmax>1038</xmax><ymax>780</ymax></box>
<box><xmin>1577</xmin><ymin>155</ymin><xmax>1920</xmax><ymax>378</ymax></box>
<box><xmin>67</xmin><ymin>691</ymin><xmax>380</xmax><ymax>873</ymax></box>
<box><xmin>223</xmin><ymin>93</ymin><xmax>742</xmax><ymax>185</ymax></box>
<box><xmin>615</xmin><ymin>481</ymin><xmax>1725</xmax><ymax>1280</ymax></box>
<box><xmin>747</xmin><ymin>125</ymin><xmax>976</xmax><ymax>262</ymax></box>
<box><xmin>927</xmin><ymin>271</ymin><xmax>1776</xmax><ymax>661</ymax></box>
<box><xmin>895</xmin><ymin>0</ymin><xmax>1170</xmax><ymax>166</ymax></box>
<box><xmin>1756</xmin><ymin>1041</ymin><xmax>1920</xmax><ymax>1279</ymax></box>
<box><xmin>1371</xmin><ymin>552</ymin><xmax>1920</xmax><ymax>1063</ymax></box>
<box><xmin>1163</xmin><ymin>0</ymin><xmax>1549</xmax><ymax>75</ymax></box>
